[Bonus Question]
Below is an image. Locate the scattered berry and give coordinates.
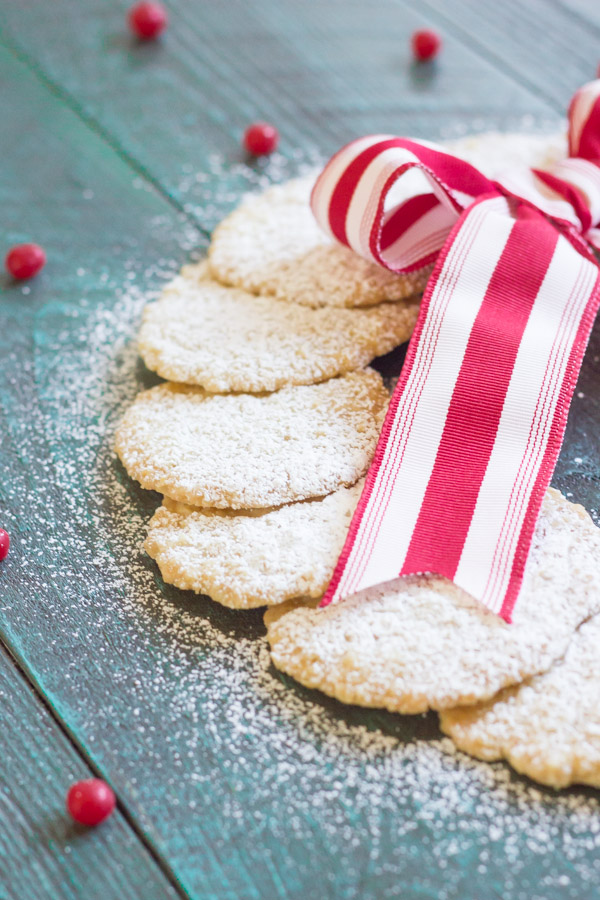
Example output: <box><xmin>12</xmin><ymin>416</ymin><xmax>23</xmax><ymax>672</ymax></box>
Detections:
<box><xmin>243</xmin><ymin>122</ymin><xmax>279</xmax><ymax>156</ymax></box>
<box><xmin>66</xmin><ymin>779</ymin><xmax>116</xmax><ymax>827</ymax></box>
<box><xmin>128</xmin><ymin>2</ymin><xmax>168</xmax><ymax>40</ymax></box>
<box><xmin>411</xmin><ymin>29</ymin><xmax>442</xmax><ymax>62</ymax></box>
<box><xmin>5</xmin><ymin>243</ymin><xmax>46</xmax><ymax>280</ymax></box>
<box><xmin>0</xmin><ymin>530</ymin><xmax>9</xmax><ymax>562</ymax></box>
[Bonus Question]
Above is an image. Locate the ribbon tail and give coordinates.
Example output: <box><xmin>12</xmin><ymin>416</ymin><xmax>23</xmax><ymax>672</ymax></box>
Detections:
<box><xmin>322</xmin><ymin>196</ymin><xmax>600</xmax><ymax>621</ymax></box>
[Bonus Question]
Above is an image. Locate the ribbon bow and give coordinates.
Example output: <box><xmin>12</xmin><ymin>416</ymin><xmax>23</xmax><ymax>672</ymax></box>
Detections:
<box><xmin>311</xmin><ymin>81</ymin><xmax>600</xmax><ymax>622</ymax></box>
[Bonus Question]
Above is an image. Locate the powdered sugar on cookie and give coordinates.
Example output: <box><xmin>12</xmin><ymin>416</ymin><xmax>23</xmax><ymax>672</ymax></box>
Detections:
<box><xmin>138</xmin><ymin>262</ymin><xmax>419</xmax><ymax>392</ymax></box>
<box><xmin>145</xmin><ymin>481</ymin><xmax>363</xmax><ymax>608</ymax></box>
<box><xmin>115</xmin><ymin>370</ymin><xmax>388</xmax><ymax>508</ymax></box>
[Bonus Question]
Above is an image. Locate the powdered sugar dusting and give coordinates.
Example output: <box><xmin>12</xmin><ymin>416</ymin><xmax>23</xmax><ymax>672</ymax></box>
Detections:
<box><xmin>2</xmin><ymin>133</ymin><xmax>599</xmax><ymax>897</ymax></box>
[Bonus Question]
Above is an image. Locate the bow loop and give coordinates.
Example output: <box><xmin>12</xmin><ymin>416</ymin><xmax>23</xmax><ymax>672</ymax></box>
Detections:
<box><xmin>311</xmin><ymin>136</ymin><xmax>498</xmax><ymax>274</ymax></box>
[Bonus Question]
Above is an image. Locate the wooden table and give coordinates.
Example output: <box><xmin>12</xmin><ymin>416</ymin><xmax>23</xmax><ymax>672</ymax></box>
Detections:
<box><xmin>1</xmin><ymin>2</ymin><xmax>599</xmax><ymax>897</ymax></box>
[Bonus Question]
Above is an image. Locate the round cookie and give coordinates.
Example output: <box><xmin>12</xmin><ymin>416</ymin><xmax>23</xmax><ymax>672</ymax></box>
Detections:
<box><xmin>439</xmin><ymin>616</ymin><xmax>600</xmax><ymax>790</ymax></box>
<box><xmin>207</xmin><ymin>132</ymin><xmax>566</xmax><ymax>309</ymax></box>
<box><xmin>264</xmin><ymin>489</ymin><xmax>600</xmax><ymax>714</ymax></box>
<box><xmin>208</xmin><ymin>174</ymin><xmax>430</xmax><ymax>308</ymax></box>
<box><xmin>115</xmin><ymin>370</ymin><xmax>388</xmax><ymax>508</ymax></box>
<box><xmin>145</xmin><ymin>481</ymin><xmax>363</xmax><ymax>609</ymax></box>
<box><xmin>138</xmin><ymin>263</ymin><xmax>420</xmax><ymax>393</ymax></box>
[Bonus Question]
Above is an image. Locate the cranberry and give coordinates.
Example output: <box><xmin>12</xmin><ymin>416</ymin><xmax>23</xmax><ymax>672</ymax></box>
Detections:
<box><xmin>243</xmin><ymin>122</ymin><xmax>279</xmax><ymax>156</ymax></box>
<box><xmin>5</xmin><ymin>244</ymin><xmax>46</xmax><ymax>280</ymax></box>
<box><xmin>128</xmin><ymin>2</ymin><xmax>168</xmax><ymax>40</ymax></box>
<box><xmin>66</xmin><ymin>779</ymin><xmax>116</xmax><ymax>826</ymax></box>
<box><xmin>411</xmin><ymin>29</ymin><xmax>442</xmax><ymax>62</ymax></box>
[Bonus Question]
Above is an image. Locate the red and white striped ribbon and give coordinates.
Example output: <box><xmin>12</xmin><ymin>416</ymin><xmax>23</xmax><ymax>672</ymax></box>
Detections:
<box><xmin>312</xmin><ymin>81</ymin><xmax>600</xmax><ymax>621</ymax></box>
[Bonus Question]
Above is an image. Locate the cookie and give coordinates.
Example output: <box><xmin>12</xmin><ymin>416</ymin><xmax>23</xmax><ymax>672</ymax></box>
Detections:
<box><xmin>145</xmin><ymin>481</ymin><xmax>363</xmax><ymax>609</ymax></box>
<box><xmin>207</xmin><ymin>133</ymin><xmax>566</xmax><ymax>310</ymax></box>
<box><xmin>208</xmin><ymin>174</ymin><xmax>430</xmax><ymax>308</ymax></box>
<box><xmin>115</xmin><ymin>370</ymin><xmax>388</xmax><ymax>508</ymax></box>
<box><xmin>138</xmin><ymin>262</ymin><xmax>420</xmax><ymax>392</ymax></box>
<box><xmin>264</xmin><ymin>489</ymin><xmax>600</xmax><ymax>714</ymax></box>
<box><xmin>439</xmin><ymin>616</ymin><xmax>600</xmax><ymax>789</ymax></box>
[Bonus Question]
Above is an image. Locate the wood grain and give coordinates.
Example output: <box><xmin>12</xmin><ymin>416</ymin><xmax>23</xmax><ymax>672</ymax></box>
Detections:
<box><xmin>0</xmin><ymin>3</ymin><xmax>599</xmax><ymax>899</ymax></box>
<box><xmin>0</xmin><ymin>642</ymin><xmax>181</xmax><ymax>900</ymax></box>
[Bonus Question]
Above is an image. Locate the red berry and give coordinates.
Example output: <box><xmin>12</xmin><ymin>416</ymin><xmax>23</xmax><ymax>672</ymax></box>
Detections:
<box><xmin>5</xmin><ymin>243</ymin><xmax>46</xmax><ymax>280</ymax></box>
<box><xmin>128</xmin><ymin>2</ymin><xmax>168</xmax><ymax>40</ymax></box>
<box><xmin>0</xmin><ymin>530</ymin><xmax>9</xmax><ymax>562</ymax></box>
<box><xmin>66</xmin><ymin>779</ymin><xmax>116</xmax><ymax>827</ymax></box>
<box><xmin>243</xmin><ymin>122</ymin><xmax>279</xmax><ymax>156</ymax></box>
<box><xmin>411</xmin><ymin>29</ymin><xmax>442</xmax><ymax>62</ymax></box>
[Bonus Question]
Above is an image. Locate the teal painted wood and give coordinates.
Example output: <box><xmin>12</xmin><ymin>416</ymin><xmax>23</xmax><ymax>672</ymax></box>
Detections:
<box><xmin>557</xmin><ymin>0</ymin><xmax>600</xmax><ymax>27</ymax></box>
<box><xmin>0</xmin><ymin>5</ymin><xmax>599</xmax><ymax>900</ymax></box>
<box><xmin>0</xmin><ymin>643</ymin><xmax>182</xmax><ymax>900</ymax></box>
<box><xmin>0</xmin><ymin>0</ymin><xmax>559</xmax><ymax>234</ymax></box>
<box><xmin>406</xmin><ymin>0</ymin><xmax>599</xmax><ymax>112</ymax></box>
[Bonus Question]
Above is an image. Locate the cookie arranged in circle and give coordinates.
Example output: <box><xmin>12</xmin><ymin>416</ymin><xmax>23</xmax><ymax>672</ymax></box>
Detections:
<box><xmin>145</xmin><ymin>480</ymin><xmax>363</xmax><ymax>609</ymax></box>
<box><xmin>264</xmin><ymin>490</ymin><xmax>600</xmax><ymax>714</ymax></box>
<box><xmin>115</xmin><ymin>370</ymin><xmax>388</xmax><ymax>508</ymax></box>
<box><xmin>138</xmin><ymin>263</ymin><xmax>420</xmax><ymax>392</ymax></box>
<box><xmin>208</xmin><ymin>174</ymin><xmax>430</xmax><ymax>308</ymax></box>
<box><xmin>439</xmin><ymin>615</ymin><xmax>600</xmax><ymax>789</ymax></box>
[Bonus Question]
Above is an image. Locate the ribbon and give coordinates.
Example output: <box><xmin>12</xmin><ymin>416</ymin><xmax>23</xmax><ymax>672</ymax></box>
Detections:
<box><xmin>311</xmin><ymin>81</ymin><xmax>600</xmax><ymax>622</ymax></box>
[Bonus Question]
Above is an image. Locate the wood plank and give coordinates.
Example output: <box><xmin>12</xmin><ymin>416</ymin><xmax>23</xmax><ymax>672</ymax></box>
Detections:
<box><xmin>0</xmin><ymin>642</ymin><xmax>181</xmax><ymax>900</ymax></box>
<box><xmin>403</xmin><ymin>0</ymin><xmax>599</xmax><ymax>112</ymax></box>
<box><xmin>0</xmin><ymin>0</ymin><xmax>558</xmax><ymax>232</ymax></box>
<box><xmin>0</xmin><ymin>7</ymin><xmax>600</xmax><ymax>900</ymax></box>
